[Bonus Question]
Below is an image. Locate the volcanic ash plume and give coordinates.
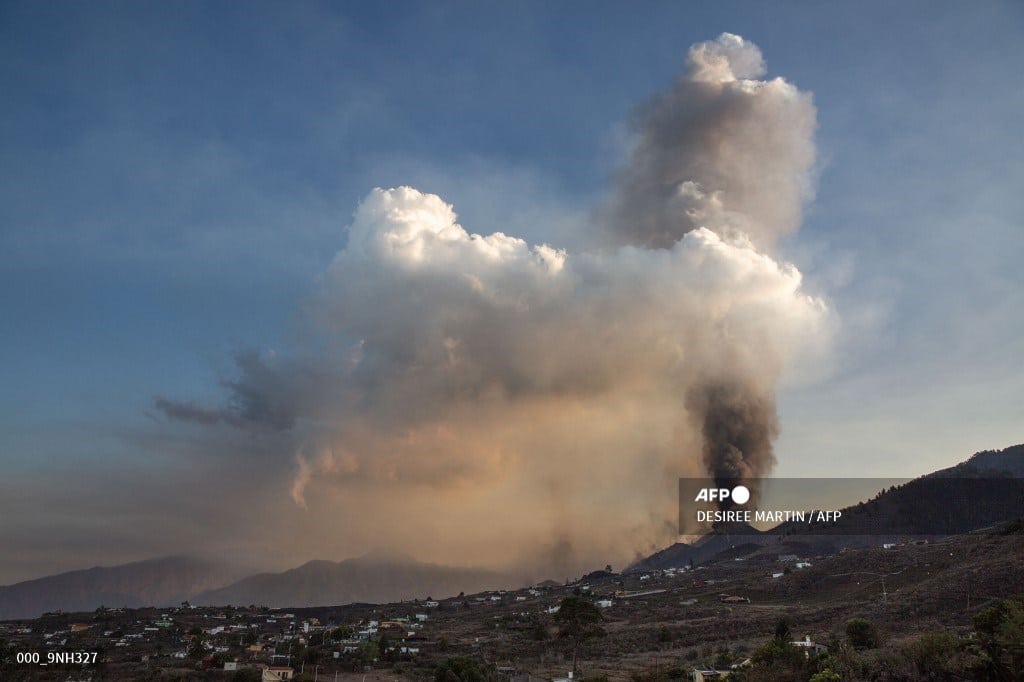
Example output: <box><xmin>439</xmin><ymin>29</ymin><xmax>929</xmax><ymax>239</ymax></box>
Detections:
<box><xmin>605</xmin><ymin>32</ymin><xmax>818</xmax><ymax>497</ymax></box>
<box><xmin>607</xmin><ymin>32</ymin><xmax>816</xmax><ymax>250</ymax></box>
<box><xmin>156</xmin><ymin>34</ymin><xmax>831</xmax><ymax>573</ymax></box>
<box><xmin>687</xmin><ymin>381</ymin><xmax>779</xmax><ymax>495</ymax></box>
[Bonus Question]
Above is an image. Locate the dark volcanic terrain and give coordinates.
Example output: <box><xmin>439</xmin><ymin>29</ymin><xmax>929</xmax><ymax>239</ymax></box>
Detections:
<box><xmin>3</xmin><ymin>523</ymin><xmax>1023</xmax><ymax>680</ymax></box>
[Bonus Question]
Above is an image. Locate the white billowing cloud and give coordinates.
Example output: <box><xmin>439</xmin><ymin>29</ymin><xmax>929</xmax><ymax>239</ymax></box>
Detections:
<box><xmin>156</xmin><ymin>34</ymin><xmax>831</xmax><ymax>573</ymax></box>
<box><xmin>321</xmin><ymin>188</ymin><xmax>825</xmax><ymax>417</ymax></box>
<box><xmin>271</xmin><ymin>182</ymin><xmax>828</xmax><ymax>568</ymax></box>
<box><xmin>686</xmin><ymin>32</ymin><xmax>766</xmax><ymax>83</ymax></box>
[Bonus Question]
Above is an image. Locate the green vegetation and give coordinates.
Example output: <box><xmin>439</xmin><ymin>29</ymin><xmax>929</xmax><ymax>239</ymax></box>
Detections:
<box><xmin>774</xmin><ymin>616</ymin><xmax>792</xmax><ymax>642</ymax></box>
<box><xmin>186</xmin><ymin>633</ymin><xmax>206</xmax><ymax>659</ymax></box>
<box><xmin>554</xmin><ymin>596</ymin><xmax>606</xmax><ymax>675</ymax></box>
<box><xmin>973</xmin><ymin>596</ymin><xmax>1024</xmax><ymax>678</ymax></box>
<box><xmin>844</xmin><ymin>618</ymin><xmax>881</xmax><ymax>650</ymax></box>
<box><xmin>434</xmin><ymin>656</ymin><xmax>496</xmax><ymax>682</ymax></box>
<box><xmin>725</xmin><ymin>597</ymin><xmax>1024</xmax><ymax>681</ymax></box>
<box><xmin>903</xmin><ymin>629</ymin><xmax>964</xmax><ymax>678</ymax></box>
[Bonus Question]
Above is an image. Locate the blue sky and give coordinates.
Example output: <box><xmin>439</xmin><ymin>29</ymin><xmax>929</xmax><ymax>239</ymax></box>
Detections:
<box><xmin>1</xmin><ymin>1</ymin><xmax>1023</xmax><ymax>582</ymax></box>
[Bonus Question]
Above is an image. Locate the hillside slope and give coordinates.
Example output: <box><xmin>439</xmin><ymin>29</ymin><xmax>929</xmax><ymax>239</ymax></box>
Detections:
<box><xmin>0</xmin><ymin>556</ymin><xmax>242</xmax><ymax>620</ymax></box>
<box><xmin>194</xmin><ymin>554</ymin><xmax>519</xmax><ymax>608</ymax></box>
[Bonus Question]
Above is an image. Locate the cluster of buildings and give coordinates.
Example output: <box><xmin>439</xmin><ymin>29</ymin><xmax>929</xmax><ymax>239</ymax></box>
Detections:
<box><xmin>1</xmin><ymin>602</ymin><xmax>440</xmax><ymax>676</ymax></box>
<box><xmin>2</xmin><ymin>554</ymin><xmax>843</xmax><ymax>681</ymax></box>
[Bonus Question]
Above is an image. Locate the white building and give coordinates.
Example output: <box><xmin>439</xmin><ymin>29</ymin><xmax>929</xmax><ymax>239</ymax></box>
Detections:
<box><xmin>262</xmin><ymin>667</ymin><xmax>295</xmax><ymax>681</ymax></box>
<box><xmin>792</xmin><ymin>635</ymin><xmax>828</xmax><ymax>654</ymax></box>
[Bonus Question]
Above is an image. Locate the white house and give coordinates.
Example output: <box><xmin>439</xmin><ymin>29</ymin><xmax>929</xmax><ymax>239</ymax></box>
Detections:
<box><xmin>262</xmin><ymin>667</ymin><xmax>295</xmax><ymax>681</ymax></box>
<box><xmin>792</xmin><ymin>635</ymin><xmax>828</xmax><ymax>654</ymax></box>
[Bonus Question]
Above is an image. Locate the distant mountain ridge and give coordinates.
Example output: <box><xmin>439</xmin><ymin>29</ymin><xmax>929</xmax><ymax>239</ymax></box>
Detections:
<box><xmin>194</xmin><ymin>554</ymin><xmax>519</xmax><ymax>608</ymax></box>
<box><xmin>947</xmin><ymin>443</ymin><xmax>1024</xmax><ymax>477</ymax></box>
<box><xmin>0</xmin><ymin>553</ymin><xmax>519</xmax><ymax>621</ymax></box>
<box><xmin>0</xmin><ymin>556</ymin><xmax>242</xmax><ymax>621</ymax></box>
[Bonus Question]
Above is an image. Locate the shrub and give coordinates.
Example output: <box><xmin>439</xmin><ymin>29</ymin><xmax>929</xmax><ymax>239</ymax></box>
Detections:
<box><xmin>434</xmin><ymin>656</ymin><xmax>495</xmax><ymax>682</ymax></box>
<box><xmin>973</xmin><ymin>597</ymin><xmax>1024</xmax><ymax>678</ymax></box>
<box><xmin>905</xmin><ymin>630</ymin><xmax>964</xmax><ymax>678</ymax></box>
<box><xmin>809</xmin><ymin>671</ymin><xmax>840</xmax><ymax>682</ymax></box>
<box><xmin>845</xmin><ymin>618</ymin><xmax>881</xmax><ymax>650</ymax></box>
<box><xmin>774</xmin><ymin>616</ymin><xmax>792</xmax><ymax>642</ymax></box>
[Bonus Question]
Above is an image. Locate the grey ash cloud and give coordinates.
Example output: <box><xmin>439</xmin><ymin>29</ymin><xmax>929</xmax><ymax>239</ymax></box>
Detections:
<box><xmin>149</xmin><ymin>34</ymin><xmax>831</xmax><ymax>573</ymax></box>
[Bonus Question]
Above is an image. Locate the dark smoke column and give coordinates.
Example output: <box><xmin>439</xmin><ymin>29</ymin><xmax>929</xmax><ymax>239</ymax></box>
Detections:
<box><xmin>687</xmin><ymin>381</ymin><xmax>778</xmax><ymax>506</ymax></box>
<box><xmin>605</xmin><ymin>33</ymin><xmax>817</xmax><ymax>498</ymax></box>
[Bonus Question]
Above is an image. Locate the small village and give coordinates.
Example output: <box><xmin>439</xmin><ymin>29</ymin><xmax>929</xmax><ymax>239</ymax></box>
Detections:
<box><xmin>5</xmin><ymin>526</ymin><xmax>1022</xmax><ymax>681</ymax></box>
<box><xmin>0</xmin><ymin>553</ymin><xmax>832</xmax><ymax>681</ymax></box>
